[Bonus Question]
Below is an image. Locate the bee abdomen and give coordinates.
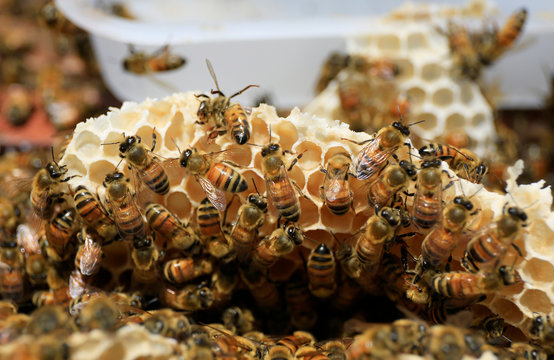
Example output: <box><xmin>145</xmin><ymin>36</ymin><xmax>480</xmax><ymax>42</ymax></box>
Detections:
<box><xmin>141</xmin><ymin>162</ymin><xmax>170</xmax><ymax>195</ymax></box>
<box><xmin>208</xmin><ymin>164</ymin><xmax>247</xmax><ymax>193</ymax></box>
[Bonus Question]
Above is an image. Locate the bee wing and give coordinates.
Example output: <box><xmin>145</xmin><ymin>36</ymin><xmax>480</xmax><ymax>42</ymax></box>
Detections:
<box><xmin>355</xmin><ymin>141</ymin><xmax>395</xmax><ymax>180</ymax></box>
<box><xmin>79</xmin><ymin>238</ymin><xmax>103</xmax><ymax>277</ymax></box>
<box><xmin>266</xmin><ymin>163</ymin><xmax>296</xmax><ymax>202</ymax></box>
<box><xmin>197</xmin><ymin>176</ymin><xmax>227</xmax><ymax>212</ymax></box>
<box><xmin>17</xmin><ymin>224</ymin><xmax>40</xmax><ymax>255</ymax></box>
<box><xmin>69</xmin><ymin>270</ymin><xmax>87</xmax><ymax>299</ymax></box>
<box><xmin>324</xmin><ymin>176</ymin><xmax>346</xmax><ymax>202</ymax></box>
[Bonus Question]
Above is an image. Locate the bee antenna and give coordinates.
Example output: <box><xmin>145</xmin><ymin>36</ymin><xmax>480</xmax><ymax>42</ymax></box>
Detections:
<box><xmin>469</xmin><ymin>185</ymin><xmax>484</xmax><ymax>199</ymax></box>
<box><xmin>229</xmin><ymin>84</ymin><xmax>260</xmax><ymax>99</ymax></box>
<box><xmin>101</xmin><ymin>141</ymin><xmax>121</xmax><ymax>146</ymax></box>
<box><xmin>170</xmin><ymin>137</ymin><xmax>181</xmax><ymax>154</ymax></box>
<box><xmin>409</xmin><ymin>152</ymin><xmax>422</xmax><ymax>160</ymax></box>
<box><xmin>205</xmin><ymin>59</ymin><xmax>223</xmax><ymax>95</ymax></box>
<box><xmin>268</xmin><ymin>124</ymin><xmax>272</xmax><ymax>143</ymax></box>
<box><xmin>50</xmin><ymin>146</ymin><xmax>57</xmax><ymax>164</ymax></box>
<box><xmin>406</xmin><ymin>120</ymin><xmax>425</xmax><ymax>127</ymax></box>
<box><xmin>115</xmin><ymin>158</ymin><xmax>124</xmax><ymax>170</ymax></box>
<box><xmin>397</xmin><ymin>104</ymin><xmax>403</xmax><ymax>122</ymax></box>
<box><xmin>457</xmin><ymin>178</ymin><xmax>467</xmax><ymax>197</ymax></box>
<box><xmin>251</xmin><ymin>178</ymin><xmax>261</xmax><ymax>196</ymax></box>
<box><xmin>246</xmin><ymin>143</ymin><xmax>263</xmax><ymax>147</ymax></box>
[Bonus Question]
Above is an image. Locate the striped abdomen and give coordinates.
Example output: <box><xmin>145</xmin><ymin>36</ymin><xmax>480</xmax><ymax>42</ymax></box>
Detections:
<box><xmin>225</xmin><ymin>103</ymin><xmax>250</xmax><ymax>145</ymax></box>
<box><xmin>367</xmin><ymin>180</ymin><xmax>395</xmax><ymax>209</ymax></box>
<box><xmin>163</xmin><ymin>258</ymin><xmax>207</xmax><ymax>284</ymax></box>
<box><xmin>413</xmin><ymin>193</ymin><xmax>441</xmax><ymax>229</ymax></box>
<box><xmin>145</xmin><ymin>202</ymin><xmax>195</xmax><ymax>250</ymax></box>
<box><xmin>252</xmin><ymin>239</ymin><xmax>279</xmax><ymax>269</ymax></box>
<box><xmin>307</xmin><ymin>244</ymin><xmax>336</xmax><ymax>298</ymax></box>
<box><xmin>47</xmin><ymin>208</ymin><xmax>78</xmax><ymax>253</ymax></box>
<box><xmin>324</xmin><ymin>178</ymin><xmax>351</xmax><ymax>215</ymax></box>
<box><xmin>464</xmin><ymin>232</ymin><xmax>505</xmax><ymax>272</ymax></box>
<box><xmin>197</xmin><ymin>199</ymin><xmax>222</xmax><ymax>238</ymax></box>
<box><xmin>267</xmin><ymin>174</ymin><xmax>300</xmax><ymax>222</ymax></box>
<box><xmin>74</xmin><ymin>186</ymin><xmax>110</xmax><ymax>225</ymax></box>
<box><xmin>421</xmin><ymin>227</ymin><xmax>459</xmax><ymax>268</ymax></box>
<box><xmin>355</xmin><ymin>233</ymin><xmax>386</xmax><ymax>274</ymax></box>
<box><xmin>139</xmin><ymin>158</ymin><xmax>169</xmax><ymax>195</ymax></box>
<box><xmin>112</xmin><ymin>199</ymin><xmax>146</xmax><ymax>241</ymax></box>
<box><xmin>0</xmin><ymin>269</ymin><xmax>23</xmax><ymax>302</ymax></box>
<box><xmin>431</xmin><ymin>272</ymin><xmax>485</xmax><ymax>298</ymax></box>
<box><xmin>206</xmin><ymin>163</ymin><xmax>247</xmax><ymax>193</ymax></box>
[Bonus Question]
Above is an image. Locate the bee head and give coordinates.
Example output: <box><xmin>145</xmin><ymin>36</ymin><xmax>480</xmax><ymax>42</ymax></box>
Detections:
<box><xmin>180</xmin><ymin>149</ymin><xmax>193</xmax><ymax>168</ymax></box>
<box><xmin>261</xmin><ymin>143</ymin><xmax>280</xmax><ymax>157</ymax></box>
<box><xmin>285</xmin><ymin>224</ymin><xmax>303</xmax><ymax>245</ymax></box>
<box><xmin>248</xmin><ymin>194</ymin><xmax>267</xmax><ymax>211</ymax></box>
<box><xmin>380</xmin><ymin>208</ymin><xmax>400</xmax><ymax>227</ymax></box>
<box><xmin>453</xmin><ymin>196</ymin><xmax>473</xmax><ymax>211</ymax></box>
<box><xmin>46</xmin><ymin>162</ymin><xmax>66</xmax><ymax>178</ymax></box>
<box><xmin>103</xmin><ymin>171</ymin><xmax>125</xmax><ymax>186</ymax></box>
<box><xmin>399</xmin><ymin>160</ymin><xmax>417</xmax><ymax>178</ymax></box>
<box><xmin>392</xmin><ymin>121</ymin><xmax>410</xmax><ymax>136</ymax></box>
<box><xmin>119</xmin><ymin>136</ymin><xmax>137</xmax><ymax>154</ymax></box>
<box><xmin>507</xmin><ymin>206</ymin><xmax>527</xmax><ymax>222</ymax></box>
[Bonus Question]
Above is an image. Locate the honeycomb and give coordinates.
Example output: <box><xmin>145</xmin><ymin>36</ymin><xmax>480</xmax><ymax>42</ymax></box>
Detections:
<box><xmin>59</xmin><ymin>92</ymin><xmax>554</xmax><ymax>340</ymax></box>
<box><xmin>304</xmin><ymin>16</ymin><xmax>496</xmax><ymax>157</ymax></box>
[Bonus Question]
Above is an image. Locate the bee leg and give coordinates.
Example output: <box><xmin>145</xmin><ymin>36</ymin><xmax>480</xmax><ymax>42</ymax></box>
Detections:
<box><xmin>445</xmin><ymin>255</ymin><xmax>453</xmax><ymax>272</ymax></box>
<box><xmin>511</xmin><ymin>243</ymin><xmax>523</xmax><ymax>258</ymax></box>
<box><xmin>285</xmin><ymin>150</ymin><xmax>305</xmax><ymax>172</ymax></box>
<box><xmin>291</xmin><ymin>180</ymin><xmax>306</xmax><ymax>199</ymax></box>
<box><xmin>319</xmin><ymin>167</ymin><xmax>327</xmax><ymax>175</ymax></box>
<box><xmin>221</xmin><ymin>160</ymin><xmax>242</xmax><ymax>168</ymax></box>
<box><xmin>61</xmin><ymin>174</ymin><xmax>81</xmax><ymax>182</ymax></box>
<box><xmin>341</xmin><ymin>137</ymin><xmax>374</xmax><ymax>146</ymax></box>
<box><xmin>151</xmin><ymin>130</ymin><xmax>157</xmax><ymax>152</ymax></box>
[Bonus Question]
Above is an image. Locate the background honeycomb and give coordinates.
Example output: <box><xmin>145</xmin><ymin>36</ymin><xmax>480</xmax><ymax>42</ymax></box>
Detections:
<box><xmin>61</xmin><ymin>92</ymin><xmax>554</xmax><ymax>340</ymax></box>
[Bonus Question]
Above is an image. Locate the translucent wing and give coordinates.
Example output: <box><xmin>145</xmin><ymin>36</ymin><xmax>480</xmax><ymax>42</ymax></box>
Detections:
<box><xmin>355</xmin><ymin>139</ymin><xmax>395</xmax><ymax>180</ymax></box>
<box><xmin>265</xmin><ymin>164</ymin><xmax>296</xmax><ymax>204</ymax></box>
<box><xmin>17</xmin><ymin>224</ymin><xmax>40</xmax><ymax>255</ymax></box>
<box><xmin>197</xmin><ymin>176</ymin><xmax>227</xmax><ymax>212</ymax></box>
<box><xmin>79</xmin><ymin>237</ymin><xmax>103</xmax><ymax>277</ymax></box>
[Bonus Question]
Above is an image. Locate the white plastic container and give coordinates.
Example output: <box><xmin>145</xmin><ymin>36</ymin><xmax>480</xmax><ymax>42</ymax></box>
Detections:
<box><xmin>56</xmin><ymin>0</ymin><xmax>554</xmax><ymax>109</ymax></box>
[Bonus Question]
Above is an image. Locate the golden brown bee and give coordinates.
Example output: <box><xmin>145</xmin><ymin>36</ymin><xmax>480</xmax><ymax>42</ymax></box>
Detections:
<box><xmin>26</xmin><ymin>305</ymin><xmax>69</xmax><ymax>336</ymax></box>
<box><xmin>240</xmin><ymin>268</ymin><xmax>281</xmax><ymax>312</ymax></box>
<box><xmin>431</xmin><ymin>265</ymin><xmax>518</xmax><ymax>298</ymax></box>
<box><xmin>31</xmin><ymin>161</ymin><xmax>74</xmax><ymax>219</ymax></box>
<box><xmin>441</xmin><ymin>21</ymin><xmax>483</xmax><ymax>80</ymax></box>
<box><xmin>143</xmin><ymin>309</ymin><xmax>192</xmax><ymax>340</ymax></box>
<box><xmin>320</xmin><ymin>152</ymin><xmax>353</xmax><ymax>215</ymax></box>
<box><xmin>470</xmin><ymin>315</ymin><xmax>510</xmax><ymax>346</ymax></box>
<box><xmin>315</xmin><ymin>52</ymin><xmax>350</xmax><ymax>94</ymax></box>
<box><xmin>1</xmin><ymin>85</ymin><xmax>33</xmax><ymax>127</ymax></box>
<box><xmin>318</xmin><ymin>340</ymin><xmax>347</xmax><ymax>360</ymax></box>
<box><xmin>211</xmin><ymin>262</ymin><xmax>239</xmax><ymax>307</ymax></box>
<box><xmin>390</xmin><ymin>319</ymin><xmax>428</xmax><ymax>356</ymax></box>
<box><xmin>307</xmin><ymin>243</ymin><xmax>336</xmax><ymax>298</ymax></box>
<box><xmin>347</xmin><ymin>324</ymin><xmax>396</xmax><ymax>359</ymax></box>
<box><xmin>204</xmin><ymin>324</ymin><xmax>259</xmax><ymax>359</ymax></box>
<box><xmin>45</xmin><ymin>207</ymin><xmax>79</xmax><ymax>260</ymax></box>
<box><xmin>366</xmin><ymin>160</ymin><xmax>417</xmax><ymax>209</ymax></box>
<box><xmin>17</xmin><ymin>224</ymin><xmax>48</xmax><ymax>286</ymax></box>
<box><xmin>161</xmin><ymin>283</ymin><xmax>214</xmax><ymax>311</ymax></box>
<box><xmin>251</xmin><ymin>223</ymin><xmax>303</xmax><ymax>270</ymax></box>
<box><xmin>74</xmin><ymin>185</ymin><xmax>118</xmax><ymax>241</ymax></box>
<box><xmin>0</xmin><ymin>264</ymin><xmax>24</xmax><ymax>303</ymax></box>
<box><xmin>230</xmin><ymin>193</ymin><xmax>267</xmax><ymax>262</ymax></box>
<box><xmin>276</xmin><ymin>331</ymin><xmax>316</xmax><ymax>355</ymax></box>
<box><xmin>508</xmin><ymin>342</ymin><xmax>547</xmax><ymax>360</ymax></box>
<box><xmin>294</xmin><ymin>345</ymin><xmax>328</xmax><ymax>360</ymax></box>
<box><xmin>131</xmin><ymin>235</ymin><xmax>160</xmax><ymax>274</ymax></box>
<box><xmin>530</xmin><ymin>313</ymin><xmax>554</xmax><ymax>344</ymax></box>
<box><xmin>163</xmin><ymin>257</ymin><xmax>213</xmax><ymax>285</ymax></box>
<box><xmin>111</xmin><ymin>132</ymin><xmax>170</xmax><ymax>195</ymax></box>
<box><xmin>422</xmin><ymin>325</ymin><xmax>467</xmax><ymax>360</ymax></box>
<box><xmin>74</xmin><ymin>229</ymin><xmax>103</xmax><ymax>277</ymax></box>
<box><xmin>123</xmin><ymin>45</ymin><xmax>186</xmax><ymax>75</ymax></box>
<box><xmin>180</xmin><ymin>148</ymin><xmax>248</xmax><ymax>211</ymax></box>
<box><xmin>103</xmin><ymin>170</ymin><xmax>146</xmax><ymax>241</ymax></box>
<box><xmin>344</xmin><ymin>121</ymin><xmax>411</xmax><ymax>181</ymax></box>
<box><xmin>462</xmin><ymin>205</ymin><xmax>527</xmax><ymax>272</ymax></box>
<box><xmin>145</xmin><ymin>202</ymin><xmax>198</xmax><ymax>251</ymax></box>
<box><xmin>261</xmin><ymin>141</ymin><xmax>303</xmax><ymax>222</ymax></box>
<box><xmin>420</xmin><ymin>143</ymin><xmax>488</xmax><ymax>183</ymax></box>
<box><xmin>222</xmin><ymin>307</ymin><xmax>255</xmax><ymax>335</ymax></box>
<box><xmin>32</xmin><ymin>286</ymin><xmax>72</xmax><ymax>307</ymax></box>
<box><xmin>411</xmin><ymin>152</ymin><xmax>444</xmax><ymax>229</ymax></box>
<box><xmin>266</xmin><ymin>345</ymin><xmax>294</xmax><ymax>360</ymax></box>
<box><xmin>197</xmin><ymin>198</ymin><xmax>233</xmax><ymax>259</ymax></box>
<box><xmin>77</xmin><ymin>296</ymin><xmax>119</xmax><ymax>332</ymax></box>
<box><xmin>0</xmin><ymin>312</ymin><xmax>29</xmax><ymax>345</ymax></box>
<box><xmin>196</xmin><ymin>59</ymin><xmax>257</xmax><ymax>144</ymax></box>
<box><xmin>285</xmin><ymin>273</ymin><xmax>317</xmax><ymax>330</ymax></box>
<box><xmin>381</xmin><ymin>253</ymin><xmax>429</xmax><ymax>305</ymax></box>
<box><xmin>40</xmin><ymin>0</ymin><xmax>78</xmax><ymax>34</ymax></box>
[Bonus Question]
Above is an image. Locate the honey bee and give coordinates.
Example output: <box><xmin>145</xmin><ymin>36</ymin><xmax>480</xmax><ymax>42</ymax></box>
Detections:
<box><xmin>74</xmin><ymin>185</ymin><xmax>118</xmax><ymax>241</ymax></box>
<box><xmin>230</xmin><ymin>192</ymin><xmax>267</xmax><ymax>262</ymax></box>
<box><xmin>390</xmin><ymin>319</ymin><xmax>428</xmax><ymax>355</ymax></box>
<box><xmin>131</xmin><ymin>235</ymin><xmax>160</xmax><ymax>280</ymax></box>
<box><xmin>508</xmin><ymin>342</ymin><xmax>547</xmax><ymax>360</ymax></box>
<box><xmin>40</xmin><ymin>0</ymin><xmax>78</xmax><ymax>34</ymax></box>
<box><xmin>204</xmin><ymin>324</ymin><xmax>259</xmax><ymax>359</ymax></box>
<box><xmin>366</xmin><ymin>160</ymin><xmax>417</xmax><ymax>209</ymax></box>
<box><xmin>163</xmin><ymin>257</ymin><xmax>213</xmax><ymax>285</ymax></box>
<box><xmin>266</xmin><ymin>345</ymin><xmax>294</xmax><ymax>360</ymax></box>
<box><xmin>307</xmin><ymin>243</ymin><xmax>336</xmax><ymax>298</ymax></box>
<box><xmin>211</xmin><ymin>261</ymin><xmax>239</xmax><ymax>307</ymax></box>
<box><xmin>197</xmin><ymin>198</ymin><xmax>233</xmax><ymax>259</ymax></box>
<box><xmin>441</xmin><ymin>21</ymin><xmax>482</xmax><ymax>80</ymax></box>
<box><xmin>108</xmin><ymin>132</ymin><xmax>170</xmax><ymax>195</ymax></box>
<box><xmin>143</xmin><ymin>309</ymin><xmax>192</xmax><ymax>340</ymax></box>
<box><xmin>344</xmin><ymin>121</ymin><xmax>412</xmax><ymax>181</ymax></box>
<box><xmin>26</xmin><ymin>305</ymin><xmax>69</xmax><ymax>336</ymax></box>
<box><xmin>31</xmin><ymin>161</ymin><xmax>74</xmax><ymax>218</ymax></box>
<box><xmin>1</xmin><ymin>85</ymin><xmax>33</xmax><ymax>127</ymax></box>
<box><xmin>285</xmin><ymin>273</ymin><xmax>317</xmax><ymax>330</ymax></box>
<box><xmin>276</xmin><ymin>331</ymin><xmax>316</xmax><ymax>355</ymax></box>
<box><xmin>123</xmin><ymin>45</ymin><xmax>186</xmax><ymax>75</ymax></box>
<box><xmin>180</xmin><ymin>148</ymin><xmax>248</xmax><ymax>211</ymax></box>
<box><xmin>411</xmin><ymin>151</ymin><xmax>444</xmax><ymax>229</ymax></box>
<box><xmin>530</xmin><ymin>313</ymin><xmax>554</xmax><ymax>344</ymax></box>
<box><xmin>294</xmin><ymin>345</ymin><xmax>328</xmax><ymax>360</ymax></box>
<box><xmin>315</xmin><ymin>52</ymin><xmax>350</xmax><ymax>94</ymax></box>
<box><xmin>240</xmin><ymin>268</ymin><xmax>281</xmax><ymax>312</ymax></box>
<box><xmin>0</xmin><ymin>312</ymin><xmax>29</xmax><ymax>345</ymax></box>
<box><xmin>319</xmin><ymin>340</ymin><xmax>348</xmax><ymax>360</ymax></box>
<box><xmin>320</xmin><ymin>152</ymin><xmax>353</xmax><ymax>215</ymax></box>
<box><xmin>161</xmin><ymin>283</ymin><xmax>214</xmax><ymax>311</ymax></box>
<box><xmin>431</xmin><ymin>265</ymin><xmax>519</xmax><ymax>298</ymax></box>
<box><xmin>145</xmin><ymin>202</ymin><xmax>198</xmax><ymax>251</ymax></box>
<box><xmin>260</xmin><ymin>139</ymin><xmax>303</xmax><ymax>222</ymax></box>
<box><xmin>45</xmin><ymin>207</ymin><xmax>79</xmax><ymax>260</ymax></box>
<box><xmin>17</xmin><ymin>224</ymin><xmax>48</xmax><ymax>286</ymax></box>
<box><xmin>347</xmin><ymin>324</ymin><xmax>396</xmax><ymax>359</ymax></box>
<box><xmin>414</xmin><ymin>195</ymin><xmax>477</xmax><ymax>281</ymax></box>
<box><xmin>251</xmin><ymin>223</ymin><xmax>303</xmax><ymax>271</ymax></box>
<box><xmin>461</xmin><ymin>205</ymin><xmax>527</xmax><ymax>272</ymax></box>
<box><xmin>419</xmin><ymin>143</ymin><xmax>488</xmax><ymax>183</ymax></box>
<box><xmin>0</xmin><ymin>264</ymin><xmax>24</xmax><ymax>303</ymax></box>
<box><xmin>381</xmin><ymin>253</ymin><xmax>429</xmax><ymax>305</ymax></box>
<box><xmin>195</xmin><ymin>59</ymin><xmax>257</xmax><ymax>144</ymax></box>
<box><xmin>76</xmin><ymin>296</ymin><xmax>119</xmax><ymax>332</ymax></box>
<box><xmin>102</xmin><ymin>170</ymin><xmax>146</xmax><ymax>241</ymax></box>
<box><xmin>470</xmin><ymin>315</ymin><xmax>510</xmax><ymax>346</ymax></box>
<box><xmin>222</xmin><ymin>307</ymin><xmax>255</xmax><ymax>335</ymax></box>
<box><xmin>32</xmin><ymin>286</ymin><xmax>72</xmax><ymax>307</ymax></box>
<box><xmin>0</xmin><ymin>197</ymin><xmax>19</xmax><ymax>236</ymax></box>
<box><xmin>74</xmin><ymin>229</ymin><xmax>103</xmax><ymax>277</ymax></box>
<box><xmin>422</xmin><ymin>325</ymin><xmax>468</xmax><ymax>360</ymax></box>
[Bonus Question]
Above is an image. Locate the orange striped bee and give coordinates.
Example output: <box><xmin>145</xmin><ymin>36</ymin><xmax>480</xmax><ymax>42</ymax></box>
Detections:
<box><xmin>251</xmin><ymin>223</ymin><xmax>303</xmax><ymax>271</ymax></box>
<box><xmin>307</xmin><ymin>243</ymin><xmax>336</xmax><ymax>298</ymax></box>
<box><xmin>196</xmin><ymin>59</ymin><xmax>257</xmax><ymax>144</ymax></box>
<box><xmin>412</xmin><ymin>148</ymin><xmax>445</xmax><ymax>229</ymax></box>
<box><xmin>108</xmin><ymin>132</ymin><xmax>170</xmax><ymax>195</ymax></box>
<box><xmin>431</xmin><ymin>265</ymin><xmax>518</xmax><ymax>298</ymax></box>
<box><xmin>31</xmin><ymin>161</ymin><xmax>74</xmax><ymax>219</ymax></box>
<box><xmin>102</xmin><ymin>170</ymin><xmax>146</xmax><ymax>241</ymax></box>
<box><xmin>197</xmin><ymin>198</ymin><xmax>233</xmax><ymax>259</ymax></box>
<box><xmin>0</xmin><ymin>263</ymin><xmax>24</xmax><ymax>303</ymax></box>
<box><xmin>73</xmin><ymin>185</ymin><xmax>118</xmax><ymax>241</ymax></box>
<box><xmin>74</xmin><ymin>229</ymin><xmax>103</xmax><ymax>277</ymax></box>
<box><xmin>229</xmin><ymin>192</ymin><xmax>267</xmax><ymax>262</ymax></box>
<box><xmin>123</xmin><ymin>45</ymin><xmax>185</xmax><ymax>75</ymax></box>
<box><xmin>497</xmin><ymin>8</ymin><xmax>527</xmax><ymax>48</ymax></box>
<box><xmin>442</xmin><ymin>21</ymin><xmax>482</xmax><ymax>80</ymax></box>
<box><xmin>478</xmin><ymin>8</ymin><xmax>527</xmax><ymax>65</ymax></box>
<box><xmin>261</xmin><ymin>140</ymin><xmax>303</xmax><ymax>222</ymax></box>
<box><xmin>145</xmin><ymin>202</ymin><xmax>198</xmax><ymax>251</ymax></box>
<box><xmin>462</xmin><ymin>205</ymin><xmax>527</xmax><ymax>272</ymax></box>
<box><xmin>180</xmin><ymin>147</ymin><xmax>248</xmax><ymax>211</ymax></box>
<box><xmin>419</xmin><ymin>143</ymin><xmax>487</xmax><ymax>183</ymax></box>
<box><xmin>161</xmin><ymin>283</ymin><xmax>214</xmax><ymax>311</ymax></box>
<box><xmin>45</xmin><ymin>207</ymin><xmax>79</xmax><ymax>261</ymax></box>
<box><xmin>366</xmin><ymin>160</ymin><xmax>417</xmax><ymax>209</ymax></box>
<box><xmin>344</xmin><ymin>121</ymin><xmax>412</xmax><ymax>181</ymax></box>
<box><xmin>320</xmin><ymin>152</ymin><xmax>353</xmax><ymax>215</ymax></box>
<box><xmin>163</xmin><ymin>257</ymin><xmax>213</xmax><ymax>285</ymax></box>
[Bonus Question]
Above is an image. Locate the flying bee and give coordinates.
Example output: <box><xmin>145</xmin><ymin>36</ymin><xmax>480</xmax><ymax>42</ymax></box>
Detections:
<box><xmin>31</xmin><ymin>161</ymin><xmax>74</xmax><ymax>219</ymax></box>
<box><xmin>222</xmin><ymin>307</ymin><xmax>255</xmax><ymax>335</ymax></box>
<box><xmin>307</xmin><ymin>243</ymin><xmax>336</xmax><ymax>298</ymax></box>
<box><xmin>462</xmin><ymin>204</ymin><xmax>527</xmax><ymax>272</ymax></box>
<box><xmin>17</xmin><ymin>224</ymin><xmax>48</xmax><ymax>286</ymax></box>
<box><xmin>414</xmin><ymin>195</ymin><xmax>477</xmax><ymax>281</ymax></box>
<box><xmin>343</xmin><ymin>121</ymin><xmax>414</xmax><ymax>181</ymax></box>
<box><xmin>102</xmin><ymin>131</ymin><xmax>170</xmax><ymax>195</ymax></box>
<box><xmin>285</xmin><ymin>272</ymin><xmax>317</xmax><ymax>330</ymax></box>
<box><xmin>1</xmin><ymin>85</ymin><xmax>33</xmax><ymax>127</ymax></box>
<box><xmin>197</xmin><ymin>198</ymin><xmax>233</xmax><ymax>259</ymax></box>
<box><xmin>195</xmin><ymin>59</ymin><xmax>258</xmax><ymax>144</ymax></box>
<box><xmin>102</xmin><ymin>170</ymin><xmax>146</xmax><ymax>241</ymax></box>
<box><xmin>366</xmin><ymin>159</ymin><xmax>417</xmax><ymax>209</ymax></box>
<box><xmin>250</xmin><ymin>223</ymin><xmax>303</xmax><ymax>271</ymax></box>
<box><xmin>440</xmin><ymin>21</ymin><xmax>483</xmax><ymax>80</ymax></box>
<box><xmin>74</xmin><ymin>229</ymin><xmax>103</xmax><ymax>277</ymax></box>
<box><xmin>411</xmin><ymin>149</ymin><xmax>445</xmax><ymax>229</ymax></box>
<box><xmin>320</xmin><ymin>152</ymin><xmax>353</xmax><ymax>215</ymax></box>
<box><xmin>163</xmin><ymin>257</ymin><xmax>213</xmax><ymax>285</ymax></box>
<box><xmin>431</xmin><ymin>265</ymin><xmax>519</xmax><ymax>298</ymax></box>
<box><xmin>45</xmin><ymin>207</ymin><xmax>79</xmax><ymax>261</ymax></box>
<box><xmin>315</xmin><ymin>52</ymin><xmax>350</xmax><ymax>94</ymax></box>
<box><xmin>161</xmin><ymin>283</ymin><xmax>214</xmax><ymax>311</ymax></box>
<box><xmin>230</xmin><ymin>192</ymin><xmax>267</xmax><ymax>262</ymax></box>
<box><xmin>123</xmin><ymin>44</ymin><xmax>185</xmax><ymax>75</ymax></box>
<box><xmin>145</xmin><ymin>202</ymin><xmax>198</xmax><ymax>251</ymax></box>
<box><xmin>419</xmin><ymin>143</ymin><xmax>488</xmax><ymax>183</ymax></box>
<box><xmin>73</xmin><ymin>185</ymin><xmax>118</xmax><ymax>241</ymax></box>
<box><xmin>260</xmin><ymin>138</ymin><xmax>304</xmax><ymax>222</ymax></box>
<box><xmin>180</xmin><ymin>147</ymin><xmax>248</xmax><ymax>211</ymax></box>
